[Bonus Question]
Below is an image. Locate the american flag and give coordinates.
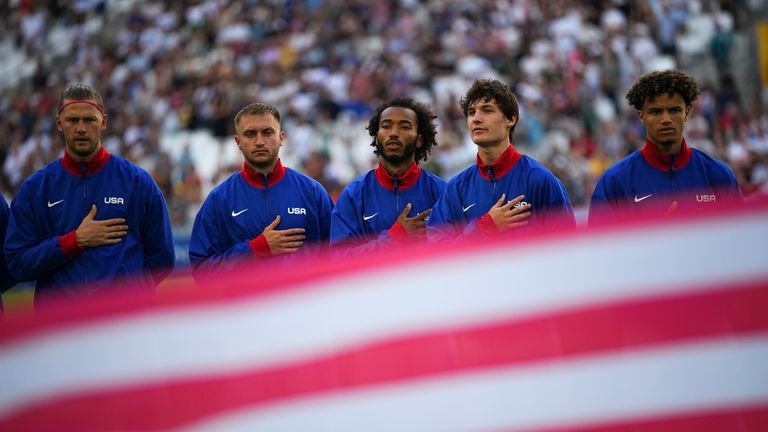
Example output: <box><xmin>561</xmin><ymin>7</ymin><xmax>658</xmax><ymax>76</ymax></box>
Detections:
<box><xmin>1</xmin><ymin>203</ymin><xmax>767</xmax><ymax>431</ymax></box>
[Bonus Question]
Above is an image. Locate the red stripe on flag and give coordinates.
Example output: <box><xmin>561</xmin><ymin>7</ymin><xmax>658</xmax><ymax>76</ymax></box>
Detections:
<box><xmin>2</xmin><ymin>281</ymin><xmax>767</xmax><ymax>431</ymax></box>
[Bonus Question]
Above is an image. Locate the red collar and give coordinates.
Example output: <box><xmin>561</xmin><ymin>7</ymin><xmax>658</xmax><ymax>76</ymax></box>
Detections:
<box><xmin>60</xmin><ymin>146</ymin><xmax>111</xmax><ymax>176</ymax></box>
<box><xmin>477</xmin><ymin>145</ymin><xmax>523</xmax><ymax>180</ymax></box>
<box><xmin>240</xmin><ymin>159</ymin><xmax>286</xmax><ymax>188</ymax></box>
<box><xmin>374</xmin><ymin>161</ymin><xmax>421</xmax><ymax>191</ymax></box>
<box><xmin>640</xmin><ymin>138</ymin><xmax>692</xmax><ymax>171</ymax></box>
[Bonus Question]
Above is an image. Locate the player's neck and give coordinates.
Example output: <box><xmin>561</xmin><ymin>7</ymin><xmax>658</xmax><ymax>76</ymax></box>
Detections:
<box><xmin>247</xmin><ymin>160</ymin><xmax>278</xmax><ymax>176</ymax></box>
<box><xmin>65</xmin><ymin>145</ymin><xmax>102</xmax><ymax>163</ymax></box>
<box><xmin>652</xmin><ymin>139</ymin><xmax>682</xmax><ymax>155</ymax></box>
<box><xmin>477</xmin><ymin>142</ymin><xmax>510</xmax><ymax>166</ymax></box>
<box><xmin>380</xmin><ymin>159</ymin><xmax>414</xmax><ymax>178</ymax></box>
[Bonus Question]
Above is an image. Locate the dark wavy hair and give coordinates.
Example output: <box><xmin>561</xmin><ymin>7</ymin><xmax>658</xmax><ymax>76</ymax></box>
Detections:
<box><xmin>625</xmin><ymin>70</ymin><xmax>701</xmax><ymax>111</ymax></box>
<box><xmin>367</xmin><ymin>97</ymin><xmax>438</xmax><ymax>163</ymax></box>
<box><xmin>459</xmin><ymin>78</ymin><xmax>519</xmax><ymax>142</ymax></box>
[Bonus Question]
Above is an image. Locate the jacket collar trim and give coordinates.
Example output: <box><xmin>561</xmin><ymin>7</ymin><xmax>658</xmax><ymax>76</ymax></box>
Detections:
<box><xmin>60</xmin><ymin>146</ymin><xmax>111</xmax><ymax>176</ymax></box>
<box><xmin>240</xmin><ymin>159</ymin><xmax>286</xmax><ymax>188</ymax></box>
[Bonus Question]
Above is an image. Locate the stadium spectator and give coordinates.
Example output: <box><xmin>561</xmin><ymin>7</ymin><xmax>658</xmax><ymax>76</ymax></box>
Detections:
<box><xmin>331</xmin><ymin>97</ymin><xmax>446</xmax><ymax>256</ymax></box>
<box><xmin>188</xmin><ymin>102</ymin><xmax>333</xmax><ymax>283</ymax></box>
<box><xmin>589</xmin><ymin>70</ymin><xmax>742</xmax><ymax>225</ymax></box>
<box><xmin>428</xmin><ymin>78</ymin><xmax>576</xmax><ymax>243</ymax></box>
<box><xmin>4</xmin><ymin>83</ymin><xmax>175</xmax><ymax>307</ymax></box>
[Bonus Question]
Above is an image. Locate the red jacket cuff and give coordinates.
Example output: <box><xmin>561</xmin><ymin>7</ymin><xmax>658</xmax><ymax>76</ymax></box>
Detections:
<box><xmin>387</xmin><ymin>221</ymin><xmax>411</xmax><ymax>246</ymax></box>
<box><xmin>59</xmin><ymin>230</ymin><xmax>85</xmax><ymax>258</ymax></box>
<box><xmin>477</xmin><ymin>213</ymin><xmax>499</xmax><ymax>237</ymax></box>
<box><xmin>248</xmin><ymin>234</ymin><xmax>272</xmax><ymax>258</ymax></box>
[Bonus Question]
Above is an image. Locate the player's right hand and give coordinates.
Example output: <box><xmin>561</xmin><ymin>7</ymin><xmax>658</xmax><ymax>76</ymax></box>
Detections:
<box><xmin>76</xmin><ymin>205</ymin><xmax>129</xmax><ymax>248</ymax></box>
<box><xmin>263</xmin><ymin>215</ymin><xmax>306</xmax><ymax>255</ymax></box>
<box><xmin>398</xmin><ymin>203</ymin><xmax>431</xmax><ymax>238</ymax></box>
<box><xmin>487</xmin><ymin>194</ymin><xmax>531</xmax><ymax>232</ymax></box>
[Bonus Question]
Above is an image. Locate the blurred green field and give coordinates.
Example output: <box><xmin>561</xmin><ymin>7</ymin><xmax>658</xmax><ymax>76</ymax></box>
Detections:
<box><xmin>2</xmin><ymin>273</ymin><xmax>195</xmax><ymax>317</ymax></box>
<box><xmin>2</xmin><ymin>284</ymin><xmax>34</xmax><ymax>315</ymax></box>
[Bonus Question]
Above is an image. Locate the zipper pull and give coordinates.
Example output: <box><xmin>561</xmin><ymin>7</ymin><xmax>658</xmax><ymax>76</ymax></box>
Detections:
<box><xmin>393</xmin><ymin>176</ymin><xmax>400</xmax><ymax>212</ymax></box>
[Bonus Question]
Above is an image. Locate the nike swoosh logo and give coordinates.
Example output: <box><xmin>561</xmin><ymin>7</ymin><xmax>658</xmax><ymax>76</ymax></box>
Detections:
<box><xmin>634</xmin><ymin>194</ymin><xmax>653</xmax><ymax>203</ymax></box>
<box><xmin>462</xmin><ymin>203</ymin><xmax>476</xmax><ymax>213</ymax></box>
<box><xmin>231</xmin><ymin>209</ymin><xmax>248</xmax><ymax>217</ymax></box>
<box><xmin>363</xmin><ymin>213</ymin><xmax>378</xmax><ymax>221</ymax></box>
<box><xmin>47</xmin><ymin>199</ymin><xmax>64</xmax><ymax>208</ymax></box>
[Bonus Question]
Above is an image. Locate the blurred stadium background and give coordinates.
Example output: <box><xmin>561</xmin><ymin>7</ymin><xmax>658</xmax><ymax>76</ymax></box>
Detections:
<box><xmin>1</xmin><ymin>0</ymin><xmax>768</xmax><ymax>309</ymax></box>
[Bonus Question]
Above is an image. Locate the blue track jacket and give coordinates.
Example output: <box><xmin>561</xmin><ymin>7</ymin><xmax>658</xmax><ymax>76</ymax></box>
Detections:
<box><xmin>0</xmin><ymin>193</ymin><xmax>16</xmax><ymax>312</ymax></box>
<box><xmin>589</xmin><ymin>139</ymin><xmax>742</xmax><ymax>225</ymax></box>
<box><xmin>189</xmin><ymin>160</ymin><xmax>333</xmax><ymax>282</ymax></box>
<box><xmin>5</xmin><ymin>147</ymin><xmax>175</xmax><ymax>304</ymax></box>
<box><xmin>427</xmin><ymin>145</ymin><xmax>575</xmax><ymax>242</ymax></box>
<box><xmin>331</xmin><ymin>162</ymin><xmax>446</xmax><ymax>256</ymax></box>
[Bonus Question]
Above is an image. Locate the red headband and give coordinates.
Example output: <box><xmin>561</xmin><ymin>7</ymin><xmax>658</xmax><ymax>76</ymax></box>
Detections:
<box><xmin>58</xmin><ymin>100</ymin><xmax>105</xmax><ymax>115</ymax></box>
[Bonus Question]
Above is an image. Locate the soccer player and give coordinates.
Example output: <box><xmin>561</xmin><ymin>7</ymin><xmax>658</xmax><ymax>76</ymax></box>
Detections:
<box><xmin>428</xmin><ymin>78</ymin><xmax>575</xmax><ymax>242</ymax></box>
<box><xmin>4</xmin><ymin>83</ymin><xmax>175</xmax><ymax>307</ymax></box>
<box><xmin>331</xmin><ymin>97</ymin><xmax>445</xmax><ymax>255</ymax></box>
<box><xmin>189</xmin><ymin>102</ymin><xmax>334</xmax><ymax>282</ymax></box>
<box><xmin>589</xmin><ymin>70</ymin><xmax>742</xmax><ymax>224</ymax></box>
<box><xmin>0</xmin><ymin>192</ymin><xmax>16</xmax><ymax>314</ymax></box>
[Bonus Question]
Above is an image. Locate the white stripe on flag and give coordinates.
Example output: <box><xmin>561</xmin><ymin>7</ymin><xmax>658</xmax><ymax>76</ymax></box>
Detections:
<box><xmin>185</xmin><ymin>334</ymin><xmax>768</xmax><ymax>432</ymax></box>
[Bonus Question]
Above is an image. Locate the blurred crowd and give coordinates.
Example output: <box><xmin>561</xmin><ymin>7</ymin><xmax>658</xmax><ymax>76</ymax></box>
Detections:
<box><xmin>2</xmin><ymin>0</ymin><xmax>767</xmax><ymax>231</ymax></box>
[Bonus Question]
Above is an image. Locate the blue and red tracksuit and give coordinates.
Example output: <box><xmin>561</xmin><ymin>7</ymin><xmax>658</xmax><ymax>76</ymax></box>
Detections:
<box><xmin>189</xmin><ymin>160</ymin><xmax>334</xmax><ymax>282</ymax></box>
<box><xmin>4</xmin><ymin>147</ymin><xmax>175</xmax><ymax>305</ymax></box>
<box><xmin>588</xmin><ymin>139</ymin><xmax>742</xmax><ymax>225</ymax></box>
<box><xmin>0</xmin><ymin>193</ymin><xmax>15</xmax><ymax>313</ymax></box>
<box><xmin>330</xmin><ymin>162</ymin><xmax>446</xmax><ymax>256</ymax></box>
<box><xmin>427</xmin><ymin>145</ymin><xmax>575</xmax><ymax>242</ymax></box>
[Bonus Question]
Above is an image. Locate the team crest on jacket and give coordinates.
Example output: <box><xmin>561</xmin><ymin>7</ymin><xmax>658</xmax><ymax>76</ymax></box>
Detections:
<box><xmin>104</xmin><ymin>197</ymin><xmax>125</xmax><ymax>205</ymax></box>
<box><xmin>696</xmin><ymin>194</ymin><xmax>716</xmax><ymax>203</ymax></box>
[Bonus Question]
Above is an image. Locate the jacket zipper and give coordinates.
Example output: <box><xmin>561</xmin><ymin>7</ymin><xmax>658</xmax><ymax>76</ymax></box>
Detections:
<box><xmin>393</xmin><ymin>176</ymin><xmax>400</xmax><ymax>215</ymax></box>
<box><xmin>488</xmin><ymin>166</ymin><xmax>497</xmax><ymax>200</ymax></box>
<box><xmin>668</xmin><ymin>154</ymin><xmax>676</xmax><ymax>201</ymax></box>
<box><xmin>262</xmin><ymin>173</ymin><xmax>271</xmax><ymax>218</ymax></box>
<box><xmin>81</xmin><ymin>161</ymin><xmax>88</xmax><ymax>290</ymax></box>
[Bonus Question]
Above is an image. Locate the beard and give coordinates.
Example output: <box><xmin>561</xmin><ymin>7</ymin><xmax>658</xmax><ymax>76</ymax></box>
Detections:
<box><xmin>65</xmin><ymin>137</ymin><xmax>100</xmax><ymax>159</ymax></box>
<box><xmin>376</xmin><ymin>139</ymin><xmax>417</xmax><ymax>166</ymax></box>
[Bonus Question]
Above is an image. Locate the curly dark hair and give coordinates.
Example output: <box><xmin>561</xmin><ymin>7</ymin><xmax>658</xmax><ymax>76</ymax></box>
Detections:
<box><xmin>367</xmin><ymin>97</ymin><xmax>438</xmax><ymax>163</ymax></box>
<box><xmin>459</xmin><ymin>78</ymin><xmax>519</xmax><ymax>142</ymax></box>
<box><xmin>625</xmin><ymin>70</ymin><xmax>701</xmax><ymax>111</ymax></box>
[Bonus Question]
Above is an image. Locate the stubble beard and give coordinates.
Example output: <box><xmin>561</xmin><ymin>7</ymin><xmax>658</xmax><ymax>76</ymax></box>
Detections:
<box><xmin>66</xmin><ymin>137</ymin><xmax>100</xmax><ymax>160</ymax></box>
<box><xmin>245</xmin><ymin>151</ymin><xmax>278</xmax><ymax>173</ymax></box>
